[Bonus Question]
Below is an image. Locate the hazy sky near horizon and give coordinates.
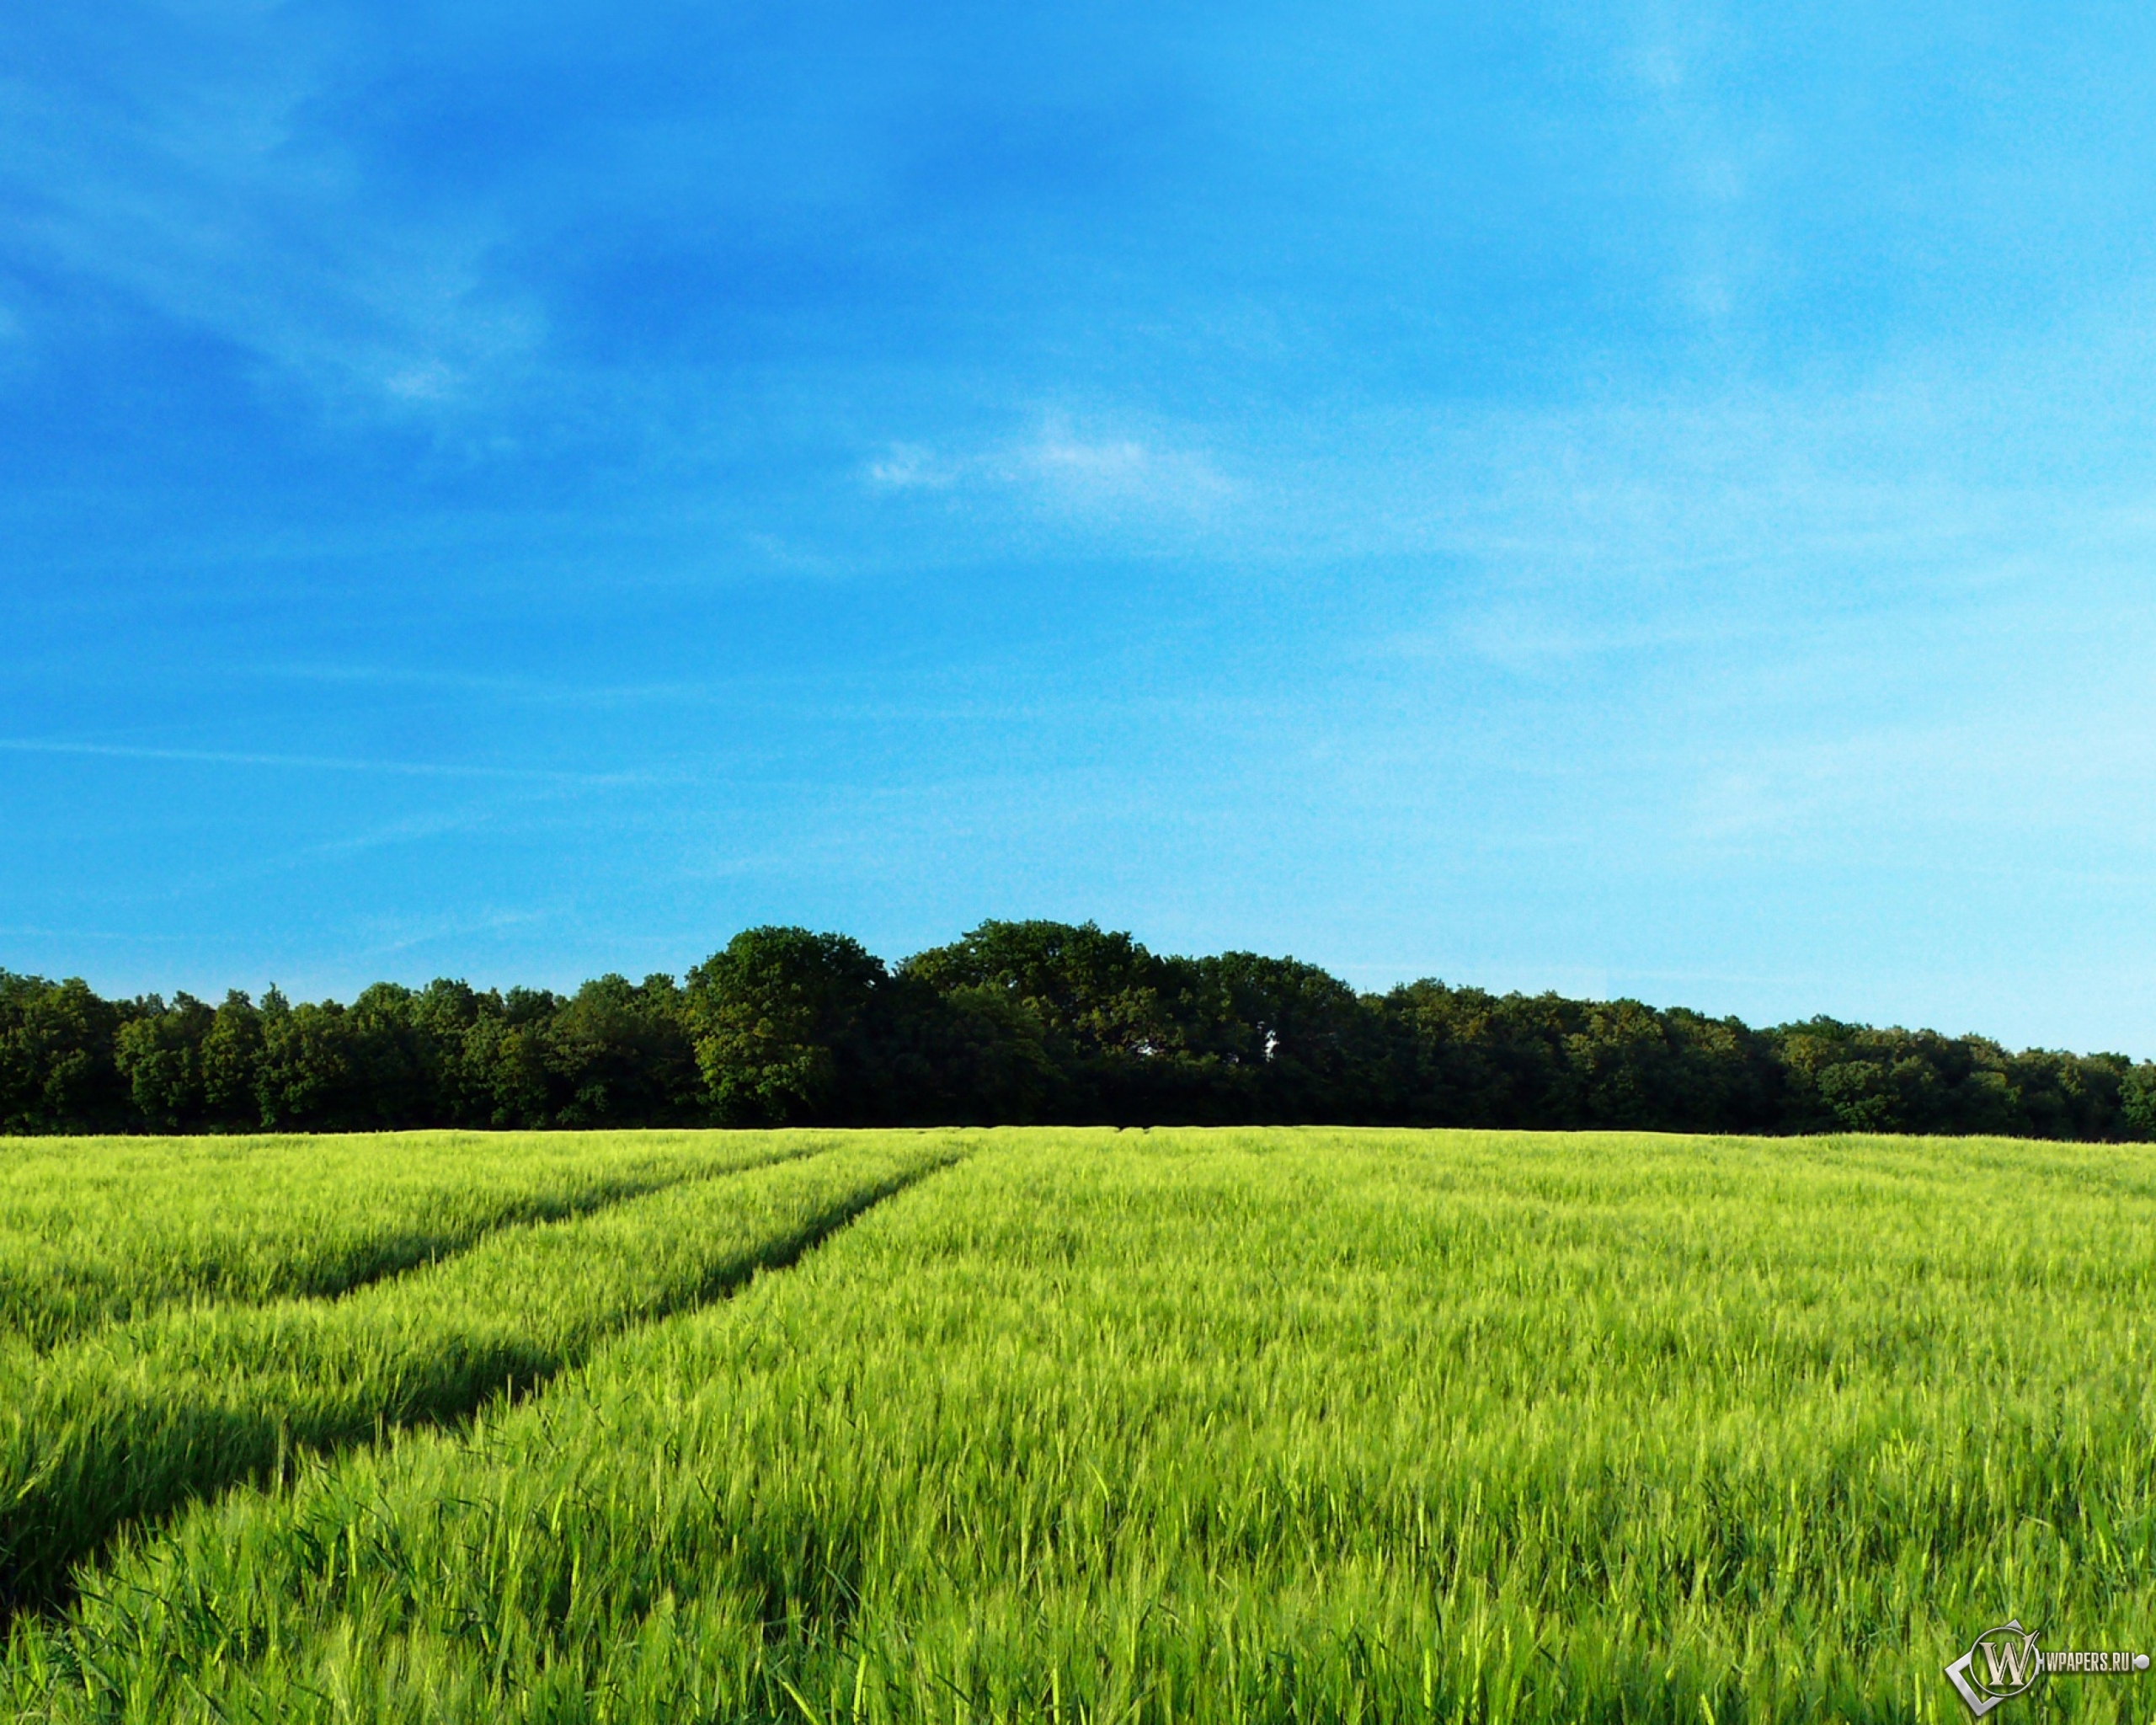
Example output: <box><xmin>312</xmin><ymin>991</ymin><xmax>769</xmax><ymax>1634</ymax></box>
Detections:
<box><xmin>3</xmin><ymin>2</ymin><xmax>2154</xmax><ymax>1052</ymax></box>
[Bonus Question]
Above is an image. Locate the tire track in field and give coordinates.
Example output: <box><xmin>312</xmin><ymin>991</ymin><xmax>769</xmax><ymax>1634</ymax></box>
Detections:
<box><xmin>296</xmin><ymin>1140</ymin><xmax>837</xmax><ymax>1316</ymax></box>
<box><xmin>2</xmin><ymin>1148</ymin><xmax>957</xmax><ymax>1623</ymax></box>
<box><xmin>0</xmin><ymin>1140</ymin><xmax>829</xmax><ymax>1357</ymax></box>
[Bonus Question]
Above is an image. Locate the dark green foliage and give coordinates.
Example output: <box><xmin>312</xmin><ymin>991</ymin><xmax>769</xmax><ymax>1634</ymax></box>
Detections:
<box><xmin>686</xmin><ymin>930</ymin><xmax>890</xmax><ymax>1124</ymax></box>
<box><xmin>0</xmin><ymin>975</ymin><xmax>135</xmax><ymax>1135</ymax></box>
<box><xmin>547</xmin><ymin>975</ymin><xmax>701</xmax><ymax>1128</ymax></box>
<box><xmin>254</xmin><ymin>990</ymin><xmax>366</xmax><ymax>1130</ymax></box>
<box><xmin>113</xmin><ymin>995</ymin><xmax>216</xmax><ymax>1131</ymax></box>
<box><xmin>1173</xmin><ymin>952</ymin><xmax>1379</xmax><ymax>1124</ymax></box>
<box><xmin>2126</xmin><ymin>1062</ymin><xmax>2156</xmax><ymax>1138</ymax></box>
<box><xmin>199</xmin><ymin>991</ymin><xmax>266</xmax><ymax>1128</ymax></box>
<box><xmin>1376</xmin><ymin>984</ymin><xmax>1782</xmax><ymax>1132</ymax></box>
<box><xmin>0</xmin><ymin>926</ymin><xmax>2149</xmax><ymax>1138</ymax></box>
<box><xmin>877</xmin><ymin>977</ymin><xmax>1068</xmax><ymax>1125</ymax></box>
<box><xmin>903</xmin><ymin>921</ymin><xmax>1193</xmax><ymax>1121</ymax></box>
<box><xmin>905</xmin><ymin>920</ymin><xmax>1181</xmax><ymax>1061</ymax></box>
<box><xmin>1772</xmin><ymin>1017</ymin><xmax>2138</xmax><ymax>1139</ymax></box>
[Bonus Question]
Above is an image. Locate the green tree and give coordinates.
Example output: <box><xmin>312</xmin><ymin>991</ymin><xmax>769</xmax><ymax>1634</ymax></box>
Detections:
<box><xmin>547</xmin><ymin>974</ymin><xmax>700</xmax><ymax>1127</ymax></box>
<box><xmin>905</xmin><ymin>921</ymin><xmax>1177</xmax><ymax>1057</ymax></box>
<box><xmin>2120</xmin><ymin>1063</ymin><xmax>2156</xmax><ymax>1140</ymax></box>
<box><xmin>686</xmin><ymin>929</ymin><xmax>888</xmax><ymax>1124</ymax></box>
<box><xmin>1179</xmin><ymin>953</ymin><xmax>1380</xmax><ymax>1122</ymax></box>
<box><xmin>114</xmin><ymin>994</ymin><xmax>216</xmax><ymax>1130</ymax></box>
<box><xmin>0</xmin><ymin>974</ymin><xmax>130</xmax><ymax>1134</ymax></box>
<box><xmin>903</xmin><ymin>921</ymin><xmax>1192</xmax><ymax>1119</ymax></box>
<box><xmin>253</xmin><ymin>990</ymin><xmax>367</xmax><ymax>1130</ymax></box>
<box><xmin>199</xmin><ymin>991</ymin><xmax>266</xmax><ymax>1128</ymax></box>
<box><xmin>344</xmin><ymin>983</ymin><xmax>439</xmax><ymax>1125</ymax></box>
<box><xmin>880</xmin><ymin>977</ymin><xmax>1068</xmax><ymax>1124</ymax></box>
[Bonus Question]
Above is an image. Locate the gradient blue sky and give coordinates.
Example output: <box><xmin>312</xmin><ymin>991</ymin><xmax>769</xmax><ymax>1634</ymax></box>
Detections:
<box><xmin>3</xmin><ymin>2</ymin><xmax>2153</xmax><ymax>1052</ymax></box>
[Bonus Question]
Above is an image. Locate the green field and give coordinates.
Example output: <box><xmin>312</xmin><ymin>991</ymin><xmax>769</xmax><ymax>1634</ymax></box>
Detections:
<box><xmin>3</xmin><ymin>1128</ymin><xmax>2153</xmax><ymax>1723</ymax></box>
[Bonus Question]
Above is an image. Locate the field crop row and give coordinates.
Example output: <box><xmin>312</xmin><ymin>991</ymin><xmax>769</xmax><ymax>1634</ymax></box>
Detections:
<box><xmin>0</xmin><ymin>1130</ymin><xmax>818</xmax><ymax>1352</ymax></box>
<box><xmin>8</xmin><ymin>1128</ymin><xmax>2156</xmax><ymax>1724</ymax></box>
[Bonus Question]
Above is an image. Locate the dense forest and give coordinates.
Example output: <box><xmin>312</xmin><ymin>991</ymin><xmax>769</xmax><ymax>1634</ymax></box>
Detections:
<box><xmin>3</xmin><ymin>921</ymin><xmax>2151</xmax><ymax>1139</ymax></box>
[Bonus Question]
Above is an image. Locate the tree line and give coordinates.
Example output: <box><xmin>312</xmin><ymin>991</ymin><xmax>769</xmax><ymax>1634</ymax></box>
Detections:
<box><xmin>3</xmin><ymin>921</ymin><xmax>2152</xmax><ymax>1140</ymax></box>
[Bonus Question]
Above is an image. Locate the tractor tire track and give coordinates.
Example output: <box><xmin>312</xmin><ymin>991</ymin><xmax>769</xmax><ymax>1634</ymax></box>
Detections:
<box><xmin>0</xmin><ymin>1145</ymin><xmax>958</xmax><ymax>1621</ymax></box>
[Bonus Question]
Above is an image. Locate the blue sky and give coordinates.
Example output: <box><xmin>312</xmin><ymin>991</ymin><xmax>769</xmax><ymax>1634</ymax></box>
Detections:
<box><xmin>3</xmin><ymin>2</ymin><xmax>2153</xmax><ymax>1054</ymax></box>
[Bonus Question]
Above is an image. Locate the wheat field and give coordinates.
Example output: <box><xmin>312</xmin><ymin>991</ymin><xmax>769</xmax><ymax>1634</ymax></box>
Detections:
<box><xmin>5</xmin><ymin>1126</ymin><xmax>2153</xmax><ymax>1723</ymax></box>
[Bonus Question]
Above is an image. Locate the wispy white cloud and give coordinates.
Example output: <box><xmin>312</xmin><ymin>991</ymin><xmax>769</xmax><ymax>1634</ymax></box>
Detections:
<box><xmin>865</xmin><ymin>443</ymin><xmax>958</xmax><ymax>490</ymax></box>
<box><xmin>0</xmin><ymin>13</ymin><xmax>542</xmax><ymax>418</ymax></box>
<box><xmin>865</xmin><ymin>412</ymin><xmax>1236</xmax><ymax>530</ymax></box>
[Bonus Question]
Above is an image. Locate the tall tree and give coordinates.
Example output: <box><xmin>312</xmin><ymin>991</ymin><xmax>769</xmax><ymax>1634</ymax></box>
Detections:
<box><xmin>686</xmin><ymin>928</ymin><xmax>889</xmax><ymax>1124</ymax></box>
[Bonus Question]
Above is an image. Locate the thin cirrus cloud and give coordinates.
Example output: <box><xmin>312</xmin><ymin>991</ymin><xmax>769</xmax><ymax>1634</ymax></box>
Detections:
<box><xmin>0</xmin><ymin>737</ymin><xmax>647</xmax><ymax>786</ymax></box>
<box><xmin>866</xmin><ymin>418</ymin><xmax>1236</xmax><ymax>524</ymax></box>
<box><xmin>0</xmin><ymin>8</ymin><xmax>542</xmax><ymax>416</ymax></box>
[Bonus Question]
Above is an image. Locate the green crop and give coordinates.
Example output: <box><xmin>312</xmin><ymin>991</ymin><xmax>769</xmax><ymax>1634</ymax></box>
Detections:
<box><xmin>8</xmin><ymin>1127</ymin><xmax>2156</xmax><ymax>1724</ymax></box>
<box><xmin>0</xmin><ymin>1130</ymin><xmax>815</xmax><ymax>1351</ymax></box>
<box><xmin>0</xmin><ymin>1135</ymin><xmax>958</xmax><ymax>1616</ymax></box>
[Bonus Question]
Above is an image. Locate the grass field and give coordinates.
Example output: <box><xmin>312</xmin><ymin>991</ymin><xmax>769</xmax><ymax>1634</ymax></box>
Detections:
<box><xmin>3</xmin><ymin>1127</ymin><xmax>2153</xmax><ymax>1723</ymax></box>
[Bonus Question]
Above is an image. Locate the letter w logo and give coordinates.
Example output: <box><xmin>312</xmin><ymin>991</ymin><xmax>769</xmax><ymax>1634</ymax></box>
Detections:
<box><xmin>1983</xmin><ymin>1638</ymin><xmax>2034</xmax><ymax>1690</ymax></box>
<box><xmin>1946</xmin><ymin>1621</ymin><xmax>2043</xmax><ymax>1717</ymax></box>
